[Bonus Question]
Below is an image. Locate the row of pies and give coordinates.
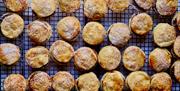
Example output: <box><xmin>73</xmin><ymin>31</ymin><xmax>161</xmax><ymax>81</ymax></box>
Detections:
<box><xmin>3</xmin><ymin>0</ymin><xmax>178</xmax><ymax>19</ymax></box>
<box><xmin>3</xmin><ymin>71</ymin><xmax>178</xmax><ymax>91</ymax></box>
<box><xmin>0</xmin><ymin>41</ymin><xmax>180</xmax><ymax>82</ymax></box>
<box><xmin>1</xmin><ymin>13</ymin><xmax>180</xmax><ymax>46</ymax></box>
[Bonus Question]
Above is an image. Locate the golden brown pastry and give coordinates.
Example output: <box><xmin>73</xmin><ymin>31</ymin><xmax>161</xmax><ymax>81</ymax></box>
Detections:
<box><xmin>4</xmin><ymin>74</ymin><xmax>27</xmax><ymax>91</ymax></box>
<box><xmin>153</xmin><ymin>23</ymin><xmax>176</xmax><ymax>47</ymax></box>
<box><xmin>74</xmin><ymin>47</ymin><xmax>97</xmax><ymax>71</ymax></box>
<box><xmin>126</xmin><ymin>71</ymin><xmax>150</xmax><ymax>91</ymax></box>
<box><xmin>28</xmin><ymin>71</ymin><xmax>51</xmax><ymax>91</ymax></box>
<box><xmin>31</xmin><ymin>0</ymin><xmax>57</xmax><ymax>17</ymax></box>
<box><xmin>172</xmin><ymin>12</ymin><xmax>180</xmax><ymax>30</ymax></box>
<box><xmin>50</xmin><ymin>40</ymin><xmax>74</xmax><ymax>64</ymax></box>
<box><xmin>173</xmin><ymin>36</ymin><xmax>180</xmax><ymax>58</ymax></box>
<box><xmin>56</xmin><ymin>16</ymin><xmax>81</xmax><ymax>41</ymax></box>
<box><xmin>149</xmin><ymin>48</ymin><xmax>171</xmax><ymax>72</ymax></box>
<box><xmin>134</xmin><ymin>0</ymin><xmax>154</xmax><ymax>10</ymax></box>
<box><xmin>108</xmin><ymin>23</ymin><xmax>131</xmax><ymax>47</ymax></box>
<box><xmin>130</xmin><ymin>13</ymin><xmax>153</xmax><ymax>35</ymax></box>
<box><xmin>58</xmin><ymin>0</ymin><xmax>80</xmax><ymax>13</ymax></box>
<box><xmin>171</xmin><ymin>60</ymin><xmax>180</xmax><ymax>82</ymax></box>
<box><xmin>84</xmin><ymin>0</ymin><xmax>108</xmax><ymax>20</ymax></box>
<box><xmin>101</xmin><ymin>71</ymin><xmax>125</xmax><ymax>91</ymax></box>
<box><xmin>82</xmin><ymin>22</ymin><xmax>106</xmax><ymax>45</ymax></box>
<box><xmin>3</xmin><ymin>0</ymin><xmax>28</xmax><ymax>12</ymax></box>
<box><xmin>52</xmin><ymin>71</ymin><xmax>74</xmax><ymax>91</ymax></box>
<box><xmin>25</xmin><ymin>46</ymin><xmax>49</xmax><ymax>68</ymax></box>
<box><xmin>0</xmin><ymin>43</ymin><xmax>20</xmax><ymax>65</ymax></box>
<box><xmin>150</xmin><ymin>72</ymin><xmax>172</xmax><ymax>91</ymax></box>
<box><xmin>156</xmin><ymin>0</ymin><xmax>178</xmax><ymax>16</ymax></box>
<box><xmin>98</xmin><ymin>46</ymin><xmax>121</xmax><ymax>70</ymax></box>
<box><xmin>76</xmin><ymin>72</ymin><xmax>100</xmax><ymax>91</ymax></box>
<box><xmin>123</xmin><ymin>46</ymin><xmax>145</xmax><ymax>71</ymax></box>
<box><xmin>106</xmin><ymin>0</ymin><xmax>129</xmax><ymax>13</ymax></box>
<box><xmin>27</xmin><ymin>20</ymin><xmax>52</xmax><ymax>44</ymax></box>
<box><xmin>1</xmin><ymin>13</ymin><xmax>24</xmax><ymax>39</ymax></box>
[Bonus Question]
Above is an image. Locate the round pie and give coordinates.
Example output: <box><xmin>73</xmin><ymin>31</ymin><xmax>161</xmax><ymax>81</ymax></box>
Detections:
<box><xmin>153</xmin><ymin>23</ymin><xmax>176</xmax><ymax>47</ymax></box>
<box><xmin>27</xmin><ymin>20</ymin><xmax>52</xmax><ymax>44</ymax></box>
<box><xmin>4</xmin><ymin>74</ymin><xmax>27</xmax><ymax>91</ymax></box>
<box><xmin>1</xmin><ymin>13</ymin><xmax>24</xmax><ymax>39</ymax></box>
<box><xmin>172</xmin><ymin>12</ymin><xmax>180</xmax><ymax>30</ymax></box>
<box><xmin>58</xmin><ymin>0</ymin><xmax>80</xmax><ymax>13</ymax></box>
<box><xmin>52</xmin><ymin>71</ymin><xmax>74</xmax><ymax>91</ymax></box>
<box><xmin>28</xmin><ymin>71</ymin><xmax>51</xmax><ymax>91</ymax></box>
<box><xmin>76</xmin><ymin>72</ymin><xmax>100</xmax><ymax>91</ymax></box>
<box><xmin>56</xmin><ymin>16</ymin><xmax>81</xmax><ymax>41</ymax></box>
<box><xmin>50</xmin><ymin>40</ymin><xmax>74</xmax><ymax>64</ymax></box>
<box><xmin>106</xmin><ymin>0</ymin><xmax>129</xmax><ymax>13</ymax></box>
<box><xmin>31</xmin><ymin>0</ymin><xmax>57</xmax><ymax>17</ymax></box>
<box><xmin>134</xmin><ymin>0</ymin><xmax>154</xmax><ymax>10</ymax></box>
<box><xmin>156</xmin><ymin>0</ymin><xmax>178</xmax><ymax>16</ymax></box>
<box><xmin>130</xmin><ymin>13</ymin><xmax>153</xmax><ymax>35</ymax></box>
<box><xmin>126</xmin><ymin>71</ymin><xmax>150</xmax><ymax>91</ymax></box>
<box><xmin>83</xmin><ymin>22</ymin><xmax>106</xmax><ymax>45</ymax></box>
<box><xmin>3</xmin><ymin>0</ymin><xmax>28</xmax><ymax>12</ymax></box>
<box><xmin>25</xmin><ymin>46</ymin><xmax>49</xmax><ymax>68</ymax></box>
<box><xmin>108</xmin><ymin>23</ymin><xmax>131</xmax><ymax>47</ymax></box>
<box><xmin>98</xmin><ymin>46</ymin><xmax>121</xmax><ymax>70</ymax></box>
<box><xmin>150</xmin><ymin>72</ymin><xmax>172</xmax><ymax>91</ymax></box>
<box><xmin>149</xmin><ymin>48</ymin><xmax>171</xmax><ymax>72</ymax></box>
<box><xmin>84</xmin><ymin>0</ymin><xmax>108</xmax><ymax>20</ymax></box>
<box><xmin>173</xmin><ymin>36</ymin><xmax>180</xmax><ymax>58</ymax></box>
<box><xmin>0</xmin><ymin>43</ymin><xmax>20</xmax><ymax>65</ymax></box>
<box><xmin>101</xmin><ymin>71</ymin><xmax>125</xmax><ymax>91</ymax></box>
<box><xmin>74</xmin><ymin>47</ymin><xmax>97</xmax><ymax>71</ymax></box>
<box><xmin>171</xmin><ymin>60</ymin><xmax>180</xmax><ymax>82</ymax></box>
<box><xmin>123</xmin><ymin>46</ymin><xmax>146</xmax><ymax>71</ymax></box>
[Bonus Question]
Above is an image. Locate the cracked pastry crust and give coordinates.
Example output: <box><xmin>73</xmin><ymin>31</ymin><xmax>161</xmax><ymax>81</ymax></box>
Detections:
<box><xmin>82</xmin><ymin>22</ymin><xmax>106</xmax><ymax>45</ymax></box>
<box><xmin>3</xmin><ymin>0</ymin><xmax>28</xmax><ymax>12</ymax></box>
<box><xmin>101</xmin><ymin>71</ymin><xmax>125</xmax><ymax>91</ymax></box>
<box><xmin>50</xmin><ymin>40</ymin><xmax>74</xmax><ymax>64</ymax></box>
<box><xmin>56</xmin><ymin>16</ymin><xmax>81</xmax><ymax>41</ymax></box>
<box><xmin>74</xmin><ymin>47</ymin><xmax>97</xmax><ymax>71</ymax></box>
<box><xmin>150</xmin><ymin>72</ymin><xmax>172</xmax><ymax>91</ymax></box>
<box><xmin>171</xmin><ymin>60</ymin><xmax>180</xmax><ymax>82</ymax></box>
<box><xmin>0</xmin><ymin>43</ymin><xmax>20</xmax><ymax>65</ymax></box>
<box><xmin>108</xmin><ymin>23</ymin><xmax>131</xmax><ymax>47</ymax></box>
<box><xmin>173</xmin><ymin>36</ymin><xmax>180</xmax><ymax>57</ymax></box>
<box><xmin>1</xmin><ymin>13</ymin><xmax>24</xmax><ymax>39</ymax></box>
<box><xmin>149</xmin><ymin>48</ymin><xmax>171</xmax><ymax>72</ymax></box>
<box><xmin>31</xmin><ymin>0</ymin><xmax>57</xmax><ymax>17</ymax></box>
<box><xmin>153</xmin><ymin>23</ymin><xmax>176</xmax><ymax>47</ymax></box>
<box><xmin>126</xmin><ymin>71</ymin><xmax>150</xmax><ymax>91</ymax></box>
<box><xmin>27</xmin><ymin>20</ymin><xmax>52</xmax><ymax>44</ymax></box>
<box><xmin>28</xmin><ymin>71</ymin><xmax>51</xmax><ymax>91</ymax></box>
<box><xmin>173</xmin><ymin>12</ymin><xmax>180</xmax><ymax>30</ymax></box>
<box><xmin>123</xmin><ymin>46</ymin><xmax>145</xmax><ymax>71</ymax></box>
<box><xmin>58</xmin><ymin>0</ymin><xmax>80</xmax><ymax>13</ymax></box>
<box><xmin>106</xmin><ymin>0</ymin><xmax>129</xmax><ymax>13</ymax></box>
<box><xmin>130</xmin><ymin>13</ymin><xmax>153</xmax><ymax>35</ymax></box>
<box><xmin>25</xmin><ymin>46</ymin><xmax>49</xmax><ymax>68</ymax></box>
<box><xmin>76</xmin><ymin>72</ymin><xmax>100</xmax><ymax>91</ymax></box>
<box><xmin>4</xmin><ymin>74</ymin><xmax>27</xmax><ymax>91</ymax></box>
<box><xmin>84</xmin><ymin>0</ymin><xmax>108</xmax><ymax>20</ymax></box>
<box><xmin>98</xmin><ymin>46</ymin><xmax>121</xmax><ymax>70</ymax></box>
<box><xmin>156</xmin><ymin>0</ymin><xmax>178</xmax><ymax>16</ymax></box>
<box><xmin>52</xmin><ymin>71</ymin><xmax>74</xmax><ymax>91</ymax></box>
<box><xmin>134</xmin><ymin>0</ymin><xmax>154</xmax><ymax>10</ymax></box>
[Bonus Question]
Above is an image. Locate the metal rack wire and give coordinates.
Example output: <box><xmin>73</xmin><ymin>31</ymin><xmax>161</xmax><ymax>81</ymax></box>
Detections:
<box><xmin>0</xmin><ymin>0</ymin><xmax>180</xmax><ymax>90</ymax></box>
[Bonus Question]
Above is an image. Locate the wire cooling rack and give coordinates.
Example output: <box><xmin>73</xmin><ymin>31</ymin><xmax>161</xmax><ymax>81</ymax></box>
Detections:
<box><xmin>0</xmin><ymin>0</ymin><xmax>180</xmax><ymax>91</ymax></box>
